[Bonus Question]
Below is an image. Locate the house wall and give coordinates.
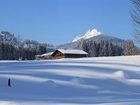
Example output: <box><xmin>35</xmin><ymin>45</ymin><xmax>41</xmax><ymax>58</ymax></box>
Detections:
<box><xmin>65</xmin><ymin>54</ymin><xmax>87</xmax><ymax>58</ymax></box>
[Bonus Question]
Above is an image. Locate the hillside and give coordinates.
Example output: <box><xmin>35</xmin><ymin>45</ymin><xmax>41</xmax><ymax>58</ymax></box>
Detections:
<box><xmin>0</xmin><ymin>55</ymin><xmax>140</xmax><ymax>104</ymax></box>
<box><xmin>0</xmin><ymin>31</ymin><xmax>54</xmax><ymax>50</ymax></box>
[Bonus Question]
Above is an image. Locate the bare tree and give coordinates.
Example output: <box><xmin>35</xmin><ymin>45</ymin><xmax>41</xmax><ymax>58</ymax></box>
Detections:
<box><xmin>123</xmin><ymin>40</ymin><xmax>135</xmax><ymax>55</ymax></box>
<box><xmin>131</xmin><ymin>0</ymin><xmax>140</xmax><ymax>45</ymax></box>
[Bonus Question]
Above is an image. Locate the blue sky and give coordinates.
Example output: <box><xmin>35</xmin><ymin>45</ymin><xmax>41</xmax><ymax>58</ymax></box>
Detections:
<box><xmin>0</xmin><ymin>0</ymin><xmax>132</xmax><ymax>45</ymax></box>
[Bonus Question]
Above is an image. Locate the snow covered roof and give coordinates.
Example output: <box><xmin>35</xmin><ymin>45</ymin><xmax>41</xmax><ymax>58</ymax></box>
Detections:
<box><xmin>57</xmin><ymin>49</ymin><xmax>88</xmax><ymax>55</ymax></box>
<box><xmin>41</xmin><ymin>52</ymin><xmax>53</xmax><ymax>56</ymax></box>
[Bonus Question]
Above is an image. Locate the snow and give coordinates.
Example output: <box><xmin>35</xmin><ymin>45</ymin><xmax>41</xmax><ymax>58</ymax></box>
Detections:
<box><xmin>41</xmin><ymin>52</ymin><xmax>53</xmax><ymax>56</ymax></box>
<box><xmin>57</xmin><ymin>49</ymin><xmax>88</xmax><ymax>55</ymax></box>
<box><xmin>72</xmin><ymin>29</ymin><xmax>102</xmax><ymax>42</ymax></box>
<box><xmin>0</xmin><ymin>55</ymin><xmax>140</xmax><ymax>104</ymax></box>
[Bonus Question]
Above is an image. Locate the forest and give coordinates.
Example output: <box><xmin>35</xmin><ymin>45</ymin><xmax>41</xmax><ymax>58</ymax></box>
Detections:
<box><xmin>0</xmin><ymin>42</ymin><xmax>46</xmax><ymax>60</ymax></box>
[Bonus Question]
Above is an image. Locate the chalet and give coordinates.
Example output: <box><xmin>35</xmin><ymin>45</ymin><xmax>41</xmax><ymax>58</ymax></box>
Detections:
<box><xmin>51</xmin><ymin>49</ymin><xmax>88</xmax><ymax>59</ymax></box>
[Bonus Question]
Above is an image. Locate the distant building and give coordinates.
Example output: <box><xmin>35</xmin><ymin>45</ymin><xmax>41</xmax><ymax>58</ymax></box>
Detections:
<box><xmin>35</xmin><ymin>52</ymin><xmax>53</xmax><ymax>60</ymax></box>
<box><xmin>35</xmin><ymin>49</ymin><xmax>88</xmax><ymax>60</ymax></box>
<box><xmin>51</xmin><ymin>49</ymin><xmax>88</xmax><ymax>59</ymax></box>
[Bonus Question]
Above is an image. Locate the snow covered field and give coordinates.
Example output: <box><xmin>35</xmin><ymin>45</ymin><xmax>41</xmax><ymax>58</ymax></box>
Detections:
<box><xmin>0</xmin><ymin>55</ymin><xmax>140</xmax><ymax>105</ymax></box>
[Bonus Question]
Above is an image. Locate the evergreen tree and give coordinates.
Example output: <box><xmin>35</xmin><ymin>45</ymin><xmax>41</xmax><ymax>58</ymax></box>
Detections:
<box><xmin>76</xmin><ymin>40</ymin><xmax>124</xmax><ymax>57</ymax></box>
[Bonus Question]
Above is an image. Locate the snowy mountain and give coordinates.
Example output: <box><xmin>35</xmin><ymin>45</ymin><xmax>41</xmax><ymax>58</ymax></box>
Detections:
<box><xmin>0</xmin><ymin>31</ymin><xmax>55</xmax><ymax>50</ymax></box>
<box><xmin>72</xmin><ymin>29</ymin><xmax>102</xmax><ymax>42</ymax></box>
<box><xmin>0</xmin><ymin>31</ymin><xmax>18</xmax><ymax>45</ymax></box>
<box><xmin>58</xmin><ymin>29</ymin><xmax>126</xmax><ymax>49</ymax></box>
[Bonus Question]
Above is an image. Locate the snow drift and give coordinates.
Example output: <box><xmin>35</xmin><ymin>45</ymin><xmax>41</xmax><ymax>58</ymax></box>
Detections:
<box><xmin>0</xmin><ymin>55</ymin><xmax>140</xmax><ymax>105</ymax></box>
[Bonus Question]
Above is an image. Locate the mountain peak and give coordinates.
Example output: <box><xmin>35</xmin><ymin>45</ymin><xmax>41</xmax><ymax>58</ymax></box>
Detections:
<box><xmin>72</xmin><ymin>29</ymin><xmax>102</xmax><ymax>42</ymax></box>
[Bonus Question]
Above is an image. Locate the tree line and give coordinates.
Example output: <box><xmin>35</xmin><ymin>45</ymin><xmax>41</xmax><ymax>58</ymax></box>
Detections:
<box><xmin>76</xmin><ymin>40</ymin><xmax>137</xmax><ymax>57</ymax></box>
<box><xmin>0</xmin><ymin>42</ymin><xmax>46</xmax><ymax>60</ymax></box>
<box><xmin>0</xmin><ymin>40</ymin><xmax>138</xmax><ymax>60</ymax></box>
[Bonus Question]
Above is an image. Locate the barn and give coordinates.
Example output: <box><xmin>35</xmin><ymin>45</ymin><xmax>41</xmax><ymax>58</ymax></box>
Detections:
<box><xmin>51</xmin><ymin>49</ymin><xmax>88</xmax><ymax>59</ymax></box>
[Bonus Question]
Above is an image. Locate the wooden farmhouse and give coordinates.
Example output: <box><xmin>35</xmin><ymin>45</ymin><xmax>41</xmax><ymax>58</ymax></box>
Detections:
<box><xmin>51</xmin><ymin>49</ymin><xmax>88</xmax><ymax>59</ymax></box>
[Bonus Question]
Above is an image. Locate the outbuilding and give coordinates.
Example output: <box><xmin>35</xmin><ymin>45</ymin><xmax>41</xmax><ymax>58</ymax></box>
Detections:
<box><xmin>35</xmin><ymin>52</ymin><xmax>53</xmax><ymax>60</ymax></box>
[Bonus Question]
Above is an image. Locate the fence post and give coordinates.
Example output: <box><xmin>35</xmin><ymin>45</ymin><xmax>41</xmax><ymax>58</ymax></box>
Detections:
<box><xmin>8</xmin><ymin>79</ymin><xmax>11</xmax><ymax>87</ymax></box>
